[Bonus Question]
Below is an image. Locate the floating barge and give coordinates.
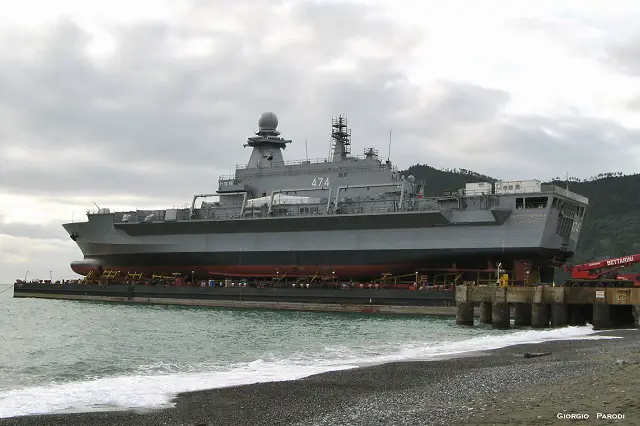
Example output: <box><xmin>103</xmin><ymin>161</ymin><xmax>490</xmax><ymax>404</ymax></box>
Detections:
<box><xmin>13</xmin><ymin>280</ymin><xmax>457</xmax><ymax>316</ymax></box>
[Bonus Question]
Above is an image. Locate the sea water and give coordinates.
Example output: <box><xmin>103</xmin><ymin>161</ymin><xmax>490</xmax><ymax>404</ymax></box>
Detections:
<box><xmin>0</xmin><ymin>283</ymin><xmax>613</xmax><ymax>418</ymax></box>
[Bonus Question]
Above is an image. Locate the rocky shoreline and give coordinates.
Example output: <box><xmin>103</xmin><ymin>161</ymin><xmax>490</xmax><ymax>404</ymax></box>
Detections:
<box><xmin>1</xmin><ymin>329</ymin><xmax>638</xmax><ymax>426</ymax></box>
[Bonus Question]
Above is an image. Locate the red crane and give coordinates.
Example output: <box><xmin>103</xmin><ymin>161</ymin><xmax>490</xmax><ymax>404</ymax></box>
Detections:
<box><xmin>564</xmin><ymin>254</ymin><xmax>640</xmax><ymax>287</ymax></box>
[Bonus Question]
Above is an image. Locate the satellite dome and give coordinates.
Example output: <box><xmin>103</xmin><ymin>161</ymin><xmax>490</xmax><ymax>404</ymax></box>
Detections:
<box><xmin>258</xmin><ymin>112</ymin><xmax>278</xmax><ymax>131</ymax></box>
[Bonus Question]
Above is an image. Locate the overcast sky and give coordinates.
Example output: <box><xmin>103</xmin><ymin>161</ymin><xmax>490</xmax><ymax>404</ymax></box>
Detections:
<box><xmin>1</xmin><ymin>0</ymin><xmax>639</xmax><ymax>283</ymax></box>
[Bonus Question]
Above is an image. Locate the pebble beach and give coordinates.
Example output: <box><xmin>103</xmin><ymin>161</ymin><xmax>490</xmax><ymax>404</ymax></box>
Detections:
<box><xmin>1</xmin><ymin>329</ymin><xmax>638</xmax><ymax>426</ymax></box>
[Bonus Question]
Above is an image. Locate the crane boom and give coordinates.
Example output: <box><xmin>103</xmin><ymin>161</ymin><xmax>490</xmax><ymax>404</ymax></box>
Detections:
<box><xmin>564</xmin><ymin>253</ymin><xmax>640</xmax><ymax>287</ymax></box>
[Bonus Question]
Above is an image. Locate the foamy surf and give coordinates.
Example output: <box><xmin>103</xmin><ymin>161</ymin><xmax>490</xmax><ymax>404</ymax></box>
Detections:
<box><xmin>0</xmin><ymin>324</ymin><xmax>616</xmax><ymax>418</ymax></box>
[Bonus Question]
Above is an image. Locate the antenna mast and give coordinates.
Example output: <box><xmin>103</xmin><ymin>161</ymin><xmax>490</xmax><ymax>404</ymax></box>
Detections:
<box><xmin>330</xmin><ymin>114</ymin><xmax>351</xmax><ymax>162</ymax></box>
<box><xmin>305</xmin><ymin>137</ymin><xmax>308</xmax><ymax>160</ymax></box>
<box><xmin>387</xmin><ymin>128</ymin><xmax>392</xmax><ymax>161</ymax></box>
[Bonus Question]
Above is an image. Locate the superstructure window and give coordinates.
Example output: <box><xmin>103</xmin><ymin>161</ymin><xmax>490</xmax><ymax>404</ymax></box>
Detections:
<box><xmin>525</xmin><ymin>197</ymin><xmax>548</xmax><ymax>209</ymax></box>
<box><xmin>516</xmin><ymin>198</ymin><xmax>524</xmax><ymax>209</ymax></box>
<box><xmin>299</xmin><ymin>206</ymin><xmax>319</xmax><ymax>214</ymax></box>
<box><xmin>577</xmin><ymin>206</ymin><xmax>585</xmax><ymax>217</ymax></box>
<box><xmin>551</xmin><ymin>197</ymin><xmax>559</xmax><ymax>209</ymax></box>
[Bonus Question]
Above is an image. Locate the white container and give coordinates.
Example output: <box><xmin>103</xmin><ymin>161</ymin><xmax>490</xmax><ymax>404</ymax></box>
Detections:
<box><xmin>495</xmin><ymin>179</ymin><xmax>541</xmax><ymax>194</ymax></box>
<box><xmin>464</xmin><ymin>182</ymin><xmax>493</xmax><ymax>195</ymax></box>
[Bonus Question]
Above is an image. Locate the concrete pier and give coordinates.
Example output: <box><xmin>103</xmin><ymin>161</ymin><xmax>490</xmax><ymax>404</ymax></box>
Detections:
<box><xmin>531</xmin><ymin>303</ymin><xmax>550</xmax><ymax>328</ymax></box>
<box><xmin>455</xmin><ymin>285</ymin><xmax>640</xmax><ymax>329</ymax></box>
<box><xmin>514</xmin><ymin>303</ymin><xmax>532</xmax><ymax>326</ymax></box>
<box><xmin>592</xmin><ymin>303</ymin><xmax>612</xmax><ymax>330</ymax></box>
<box><xmin>492</xmin><ymin>302</ymin><xmax>510</xmax><ymax>329</ymax></box>
<box><xmin>456</xmin><ymin>302</ymin><xmax>474</xmax><ymax>326</ymax></box>
<box><xmin>570</xmin><ymin>304</ymin><xmax>590</xmax><ymax>326</ymax></box>
<box><xmin>550</xmin><ymin>303</ymin><xmax>569</xmax><ymax>327</ymax></box>
<box><xmin>612</xmin><ymin>306</ymin><xmax>635</xmax><ymax>327</ymax></box>
<box><xmin>479</xmin><ymin>302</ymin><xmax>492</xmax><ymax>324</ymax></box>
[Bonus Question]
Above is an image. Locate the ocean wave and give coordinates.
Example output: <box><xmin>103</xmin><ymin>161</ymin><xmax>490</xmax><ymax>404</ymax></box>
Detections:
<box><xmin>0</xmin><ymin>324</ymin><xmax>614</xmax><ymax>418</ymax></box>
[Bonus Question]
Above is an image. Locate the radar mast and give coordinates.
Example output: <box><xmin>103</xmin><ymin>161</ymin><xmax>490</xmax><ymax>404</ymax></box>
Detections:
<box><xmin>245</xmin><ymin>112</ymin><xmax>291</xmax><ymax>168</ymax></box>
<box><xmin>330</xmin><ymin>114</ymin><xmax>351</xmax><ymax>162</ymax></box>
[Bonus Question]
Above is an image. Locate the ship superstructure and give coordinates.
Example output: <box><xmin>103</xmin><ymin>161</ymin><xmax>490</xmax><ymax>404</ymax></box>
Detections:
<box><xmin>64</xmin><ymin>112</ymin><xmax>589</xmax><ymax>285</ymax></box>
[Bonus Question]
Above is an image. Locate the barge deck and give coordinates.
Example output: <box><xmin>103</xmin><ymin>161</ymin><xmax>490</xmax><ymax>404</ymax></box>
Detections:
<box><xmin>13</xmin><ymin>282</ymin><xmax>457</xmax><ymax>316</ymax></box>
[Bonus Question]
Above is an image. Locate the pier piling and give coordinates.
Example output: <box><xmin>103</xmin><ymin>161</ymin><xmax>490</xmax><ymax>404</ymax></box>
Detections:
<box><xmin>531</xmin><ymin>303</ymin><xmax>550</xmax><ymax>328</ymax></box>
<box><xmin>455</xmin><ymin>302</ymin><xmax>474</xmax><ymax>326</ymax></box>
<box><xmin>479</xmin><ymin>302</ymin><xmax>492</xmax><ymax>324</ymax></box>
<box><xmin>593</xmin><ymin>302</ymin><xmax>612</xmax><ymax>330</ymax></box>
<box><xmin>570</xmin><ymin>304</ymin><xmax>590</xmax><ymax>326</ymax></box>
<box><xmin>455</xmin><ymin>285</ymin><xmax>640</xmax><ymax>329</ymax></box>
<box><xmin>550</xmin><ymin>303</ymin><xmax>569</xmax><ymax>327</ymax></box>
<box><xmin>491</xmin><ymin>302</ymin><xmax>510</xmax><ymax>329</ymax></box>
<box><xmin>514</xmin><ymin>303</ymin><xmax>532</xmax><ymax>327</ymax></box>
<box><xmin>455</xmin><ymin>285</ymin><xmax>474</xmax><ymax>326</ymax></box>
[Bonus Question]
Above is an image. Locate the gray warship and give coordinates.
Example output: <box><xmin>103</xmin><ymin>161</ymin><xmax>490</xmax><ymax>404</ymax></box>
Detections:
<box><xmin>63</xmin><ymin>112</ymin><xmax>589</xmax><ymax>284</ymax></box>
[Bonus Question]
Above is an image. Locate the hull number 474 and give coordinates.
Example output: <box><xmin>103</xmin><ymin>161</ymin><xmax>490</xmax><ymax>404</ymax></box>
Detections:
<box><xmin>312</xmin><ymin>177</ymin><xmax>330</xmax><ymax>187</ymax></box>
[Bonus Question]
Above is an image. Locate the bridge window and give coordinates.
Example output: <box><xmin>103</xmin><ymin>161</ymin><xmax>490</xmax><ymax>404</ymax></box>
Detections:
<box><xmin>551</xmin><ymin>197</ymin><xmax>559</xmax><ymax>209</ymax></box>
<box><xmin>525</xmin><ymin>197</ymin><xmax>548</xmax><ymax>209</ymax></box>
<box><xmin>299</xmin><ymin>206</ymin><xmax>318</xmax><ymax>214</ymax></box>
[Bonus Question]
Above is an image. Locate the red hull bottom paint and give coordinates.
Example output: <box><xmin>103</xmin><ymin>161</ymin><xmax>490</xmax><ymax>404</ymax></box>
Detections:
<box><xmin>70</xmin><ymin>264</ymin><xmax>416</xmax><ymax>279</ymax></box>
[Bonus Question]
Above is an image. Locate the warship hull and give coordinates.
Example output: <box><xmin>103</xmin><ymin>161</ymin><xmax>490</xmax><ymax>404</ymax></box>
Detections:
<box><xmin>67</xmin><ymin>248</ymin><xmax>565</xmax><ymax>277</ymax></box>
<box><xmin>61</xmin><ymin>113</ymin><xmax>589</xmax><ymax>283</ymax></box>
<box><xmin>63</xmin><ymin>208</ymin><xmax>578</xmax><ymax>281</ymax></box>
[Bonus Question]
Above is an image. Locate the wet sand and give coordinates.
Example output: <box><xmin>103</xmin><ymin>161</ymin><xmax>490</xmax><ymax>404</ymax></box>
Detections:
<box><xmin>1</xmin><ymin>329</ymin><xmax>638</xmax><ymax>426</ymax></box>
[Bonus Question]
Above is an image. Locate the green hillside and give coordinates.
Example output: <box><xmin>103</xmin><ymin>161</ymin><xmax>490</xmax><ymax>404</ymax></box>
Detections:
<box><xmin>402</xmin><ymin>164</ymin><xmax>497</xmax><ymax>196</ymax></box>
<box><xmin>402</xmin><ymin>165</ymin><xmax>640</xmax><ymax>270</ymax></box>
<box><xmin>550</xmin><ymin>174</ymin><xmax>640</xmax><ymax>264</ymax></box>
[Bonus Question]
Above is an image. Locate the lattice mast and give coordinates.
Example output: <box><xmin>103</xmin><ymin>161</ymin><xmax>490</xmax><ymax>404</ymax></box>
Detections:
<box><xmin>330</xmin><ymin>114</ymin><xmax>351</xmax><ymax>162</ymax></box>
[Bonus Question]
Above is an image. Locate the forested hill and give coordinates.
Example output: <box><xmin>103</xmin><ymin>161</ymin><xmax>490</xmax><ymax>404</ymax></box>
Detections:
<box><xmin>402</xmin><ymin>164</ymin><xmax>497</xmax><ymax>196</ymax></box>
<box><xmin>402</xmin><ymin>164</ymin><xmax>640</xmax><ymax>265</ymax></box>
<box><xmin>550</xmin><ymin>173</ymin><xmax>640</xmax><ymax>265</ymax></box>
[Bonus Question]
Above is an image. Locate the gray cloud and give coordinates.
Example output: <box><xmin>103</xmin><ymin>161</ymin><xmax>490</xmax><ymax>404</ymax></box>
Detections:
<box><xmin>487</xmin><ymin>115</ymin><xmax>640</xmax><ymax>178</ymax></box>
<box><xmin>0</xmin><ymin>2</ymin><xmax>424</xmax><ymax>202</ymax></box>
<box><xmin>2</xmin><ymin>1</ymin><xmax>640</xmax><ymax>284</ymax></box>
<box><xmin>512</xmin><ymin>14</ymin><xmax>640</xmax><ymax>80</ymax></box>
<box><xmin>628</xmin><ymin>97</ymin><xmax>640</xmax><ymax>110</ymax></box>
<box><xmin>0</xmin><ymin>1</ymin><xmax>638</xmax><ymax>206</ymax></box>
<box><xmin>605</xmin><ymin>37</ymin><xmax>640</xmax><ymax>77</ymax></box>
<box><xmin>0</xmin><ymin>219</ymin><xmax>68</xmax><ymax>241</ymax></box>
